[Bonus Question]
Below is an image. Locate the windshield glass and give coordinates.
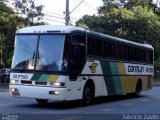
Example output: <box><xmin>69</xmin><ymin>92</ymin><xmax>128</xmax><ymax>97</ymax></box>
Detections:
<box><xmin>12</xmin><ymin>34</ymin><xmax>67</xmax><ymax>72</ymax></box>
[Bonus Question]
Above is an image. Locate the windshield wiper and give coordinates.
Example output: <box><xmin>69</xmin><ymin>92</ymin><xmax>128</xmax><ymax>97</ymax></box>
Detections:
<box><xmin>61</xmin><ymin>56</ymin><xmax>70</xmax><ymax>65</ymax></box>
<box><xmin>26</xmin><ymin>51</ymin><xmax>36</xmax><ymax>69</ymax></box>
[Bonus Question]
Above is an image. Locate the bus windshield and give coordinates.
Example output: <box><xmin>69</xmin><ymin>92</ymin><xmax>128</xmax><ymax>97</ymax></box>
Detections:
<box><xmin>12</xmin><ymin>34</ymin><xmax>68</xmax><ymax>72</ymax></box>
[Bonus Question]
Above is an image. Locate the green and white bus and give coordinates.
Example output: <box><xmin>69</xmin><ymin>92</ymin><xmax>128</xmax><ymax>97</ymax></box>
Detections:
<box><xmin>10</xmin><ymin>25</ymin><xmax>154</xmax><ymax>105</ymax></box>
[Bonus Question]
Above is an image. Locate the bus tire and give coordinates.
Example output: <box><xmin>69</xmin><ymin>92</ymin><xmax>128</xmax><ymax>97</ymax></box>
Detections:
<box><xmin>82</xmin><ymin>82</ymin><xmax>94</xmax><ymax>106</ymax></box>
<box><xmin>133</xmin><ymin>80</ymin><xmax>142</xmax><ymax>97</ymax></box>
<box><xmin>36</xmin><ymin>99</ymin><xmax>48</xmax><ymax>105</ymax></box>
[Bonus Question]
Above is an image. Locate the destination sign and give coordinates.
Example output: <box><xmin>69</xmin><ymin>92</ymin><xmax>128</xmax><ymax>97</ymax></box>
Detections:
<box><xmin>125</xmin><ymin>63</ymin><xmax>154</xmax><ymax>75</ymax></box>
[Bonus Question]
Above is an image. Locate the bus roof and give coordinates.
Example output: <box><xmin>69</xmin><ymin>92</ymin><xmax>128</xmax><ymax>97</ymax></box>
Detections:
<box><xmin>16</xmin><ymin>25</ymin><xmax>153</xmax><ymax>49</ymax></box>
<box><xmin>16</xmin><ymin>25</ymin><xmax>86</xmax><ymax>34</ymax></box>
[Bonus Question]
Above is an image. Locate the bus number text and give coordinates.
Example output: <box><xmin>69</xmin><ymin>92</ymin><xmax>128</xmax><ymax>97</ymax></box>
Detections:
<box><xmin>13</xmin><ymin>74</ymin><xmax>28</xmax><ymax>79</ymax></box>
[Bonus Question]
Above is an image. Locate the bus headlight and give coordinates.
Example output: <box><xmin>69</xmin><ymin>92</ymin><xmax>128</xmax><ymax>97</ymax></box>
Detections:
<box><xmin>53</xmin><ymin>82</ymin><xmax>65</xmax><ymax>88</ymax></box>
<box><xmin>10</xmin><ymin>88</ymin><xmax>20</xmax><ymax>96</ymax></box>
<box><xmin>10</xmin><ymin>80</ymin><xmax>19</xmax><ymax>84</ymax></box>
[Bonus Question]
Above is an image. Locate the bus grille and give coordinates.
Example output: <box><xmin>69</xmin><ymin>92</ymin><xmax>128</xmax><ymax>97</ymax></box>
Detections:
<box><xmin>21</xmin><ymin>80</ymin><xmax>47</xmax><ymax>86</ymax></box>
<box><xmin>35</xmin><ymin>81</ymin><xmax>47</xmax><ymax>85</ymax></box>
<box><xmin>21</xmin><ymin>80</ymin><xmax>32</xmax><ymax>84</ymax></box>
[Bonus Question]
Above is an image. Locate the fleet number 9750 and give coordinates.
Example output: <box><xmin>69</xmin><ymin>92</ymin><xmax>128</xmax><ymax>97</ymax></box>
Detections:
<box><xmin>13</xmin><ymin>74</ymin><xmax>28</xmax><ymax>79</ymax></box>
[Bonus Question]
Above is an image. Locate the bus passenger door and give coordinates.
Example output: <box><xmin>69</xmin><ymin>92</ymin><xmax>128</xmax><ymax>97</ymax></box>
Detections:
<box><xmin>70</xmin><ymin>43</ymin><xmax>86</xmax><ymax>80</ymax></box>
<box><xmin>70</xmin><ymin>44</ymin><xmax>79</xmax><ymax>80</ymax></box>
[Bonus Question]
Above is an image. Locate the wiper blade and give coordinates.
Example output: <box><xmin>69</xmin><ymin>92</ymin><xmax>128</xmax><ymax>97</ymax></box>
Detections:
<box><xmin>62</xmin><ymin>59</ymin><xmax>68</xmax><ymax>66</ymax></box>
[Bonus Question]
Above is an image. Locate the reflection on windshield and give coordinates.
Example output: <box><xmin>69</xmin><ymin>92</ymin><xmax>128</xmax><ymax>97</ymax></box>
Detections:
<box><xmin>12</xmin><ymin>35</ymin><xmax>68</xmax><ymax>72</ymax></box>
<box><xmin>36</xmin><ymin>35</ymin><xmax>65</xmax><ymax>71</ymax></box>
<box><xmin>12</xmin><ymin>35</ymin><xmax>38</xmax><ymax>70</ymax></box>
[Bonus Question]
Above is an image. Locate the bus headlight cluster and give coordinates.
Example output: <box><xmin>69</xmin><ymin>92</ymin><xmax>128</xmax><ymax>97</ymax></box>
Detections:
<box><xmin>10</xmin><ymin>80</ymin><xmax>19</xmax><ymax>84</ymax></box>
<box><xmin>10</xmin><ymin>88</ymin><xmax>20</xmax><ymax>96</ymax></box>
<box><xmin>53</xmin><ymin>82</ymin><xmax>65</xmax><ymax>88</ymax></box>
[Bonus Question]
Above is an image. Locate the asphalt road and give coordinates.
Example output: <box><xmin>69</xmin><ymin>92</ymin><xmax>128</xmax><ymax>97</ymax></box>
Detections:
<box><xmin>1</xmin><ymin>87</ymin><xmax>160</xmax><ymax>120</ymax></box>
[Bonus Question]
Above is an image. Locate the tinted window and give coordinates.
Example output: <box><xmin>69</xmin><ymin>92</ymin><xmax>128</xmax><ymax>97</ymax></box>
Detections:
<box><xmin>72</xmin><ymin>34</ymin><xmax>85</xmax><ymax>43</ymax></box>
<box><xmin>146</xmin><ymin>50</ymin><xmax>153</xmax><ymax>64</ymax></box>
<box><xmin>116</xmin><ymin>44</ymin><xmax>127</xmax><ymax>59</ymax></box>
<box><xmin>128</xmin><ymin>46</ymin><xmax>136</xmax><ymax>61</ymax></box>
<box><xmin>104</xmin><ymin>41</ymin><xmax>115</xmax><ymax>58</ymax></box>
<box><xmin>88</xmin><ymin>36</ymin><xmax>102</xmax><ymax>57</ymax></box>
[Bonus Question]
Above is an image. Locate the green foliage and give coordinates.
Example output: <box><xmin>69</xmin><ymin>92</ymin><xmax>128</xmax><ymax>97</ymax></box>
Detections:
<box><xmin>0</xmin><ymin>2</ymin><xmax>15</xmax><ymax>67</ymax></box>
<box><xmin>0</xmin><ymin>2</ymin><xmax>13</xmax><ymax>12</ymax></box>
<box><xmin>15</xmin><ymin>0</ymin><xmax>44</xmax><ymax>25</ymax></box>
<box><xmin>76</xmin><ymin>0</ymin><xmax>160</xmax><ymax>71</ymax></box>
<box><xmin>102</xmin><ymin>0</ymin><xmax>153</xmax><ymax>8</ymax></box>
<box><xmin>124</xmin><ymin>0</ymin><xmax>152</xmax><ymax>9</ymax></box>
<box><xmin>0</xmin><ymin>2</ymin><xmax>46</xmax><ymax>67</ymax></box>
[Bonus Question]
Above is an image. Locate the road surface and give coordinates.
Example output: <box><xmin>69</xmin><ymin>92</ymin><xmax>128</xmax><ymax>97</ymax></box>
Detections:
<box><xmin>0</xmin><ymin>87</ymin><xmax>160</xmax><ymax>120</ymax></box>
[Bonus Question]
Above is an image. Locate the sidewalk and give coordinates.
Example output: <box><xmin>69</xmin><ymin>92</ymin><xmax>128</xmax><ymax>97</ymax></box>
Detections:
<box><xmin>0</xmin><ymin>83</ymin><xmax>9</xmax><ymax>92</ymax></box>
<box><xmin>152</xmin><ymin>82</ymin><xmax>160</xmax><ymax>87</ymax></box>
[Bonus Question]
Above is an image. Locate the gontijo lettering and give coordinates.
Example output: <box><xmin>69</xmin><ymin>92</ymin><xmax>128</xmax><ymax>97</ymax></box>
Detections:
<box><xmin>128</xmin><ymin>65</ymin><xmax>144</xmax><ymax>73</ymax></box>
<box><xmin>146</xmin><ymin>67</ymin><xmax>154</xmax><ymax>72</ymax></box>
<box><xmin>125</xmin><ymin>63</ymin><xmax>154</xmax><ymax>75</ymax></box>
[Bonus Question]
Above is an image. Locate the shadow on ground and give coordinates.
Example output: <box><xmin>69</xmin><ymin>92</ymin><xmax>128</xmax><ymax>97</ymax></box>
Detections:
<box><xmin>16</xmin><ymin>95</ymin><xmax>146</xmax><ymax>110</ymax></box>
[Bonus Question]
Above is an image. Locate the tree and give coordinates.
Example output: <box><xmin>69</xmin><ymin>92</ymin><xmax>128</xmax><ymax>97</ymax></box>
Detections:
<box><xmin>76</xmin><ymin>0</ymin><xmax>160</xmax><ymax>70</ymax></box>
<box><xmin>0</xmin><ymin>2</ymin><xmax>23</xmax><ymax>67</ymax></box>
<box><xmin>0</xmin><ymin>0</ymin><xmax>8</xmax><ymax>2</ymax></box>
<box><xmin>14</xmin><ymin>0</ymin><xmax>44</xmax><ymax>26</ymax></box>
<box><xmin>0</xmin><ymin>2</ymin><xmax>46</xmax><ymax>67</ymax></box>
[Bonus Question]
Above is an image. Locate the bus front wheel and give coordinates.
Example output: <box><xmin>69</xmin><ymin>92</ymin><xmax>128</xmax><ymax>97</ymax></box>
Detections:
<box><xmin>36</xmin><ymin>99</ymin><xmax>48</xmax><ymax>105</ymax></box>
<box><xmin>82</xmin><ymin>84</ymin><xmax>94</xmax><ymax>106</ymax></box>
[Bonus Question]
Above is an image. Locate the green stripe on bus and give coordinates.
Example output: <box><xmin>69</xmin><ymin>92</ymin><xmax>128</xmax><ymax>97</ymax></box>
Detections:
<box><xmin>100</xmin><ymin>60</ymin><xmax>116</xmax><ymax>95</ymax></box>
<box><xmin>110</xmin><ymin>62</ymin><xmax>123</xmax><ymax>95</ymax></box>
<box><xmin>38</xmin><ymin>74</ymin><xmax>49</xmax><ymax>81</ymax></box>
<box><xmin>31</xmin><ymin>74</ymin><xmax>41</xmax><ymax>81</ymax></box>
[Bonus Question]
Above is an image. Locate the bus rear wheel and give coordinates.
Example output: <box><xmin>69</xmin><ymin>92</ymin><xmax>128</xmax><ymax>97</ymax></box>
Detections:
<box><xmin>36</xmin><ymin>99</ymin><xmax>48</xmax><ymax>105</ymax></box>
<box><xmin>82</xmin><ymin>84</ymin><xmax>94</xmax><ymax>106</ymax></box>
<box><xmin>133</xmin><ymin>80</ymin><xmax>142</xmax><ymax>97</ymax></box>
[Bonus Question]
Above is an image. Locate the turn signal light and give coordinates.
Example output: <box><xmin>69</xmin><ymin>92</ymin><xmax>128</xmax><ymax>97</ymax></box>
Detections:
<box><xmin>53</xmin><ymin>82</ymin><xmax>65</xmax><ymax>88</ymax></box>
<box><xmin>49</xmin><ymin>91</ymin><xmax>60</xmax><ymax>95</ymax></box>
<box><xmin>10</xmin><ymin>80</ymin><xmax>19</xmax><ymax>84</ymax></box>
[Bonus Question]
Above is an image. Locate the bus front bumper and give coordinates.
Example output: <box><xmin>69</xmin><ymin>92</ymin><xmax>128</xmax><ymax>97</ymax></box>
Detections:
<box><xmin>9</xmin><ymin>85</ymin><xmax>68</xmax><ymax>101</ymax></box>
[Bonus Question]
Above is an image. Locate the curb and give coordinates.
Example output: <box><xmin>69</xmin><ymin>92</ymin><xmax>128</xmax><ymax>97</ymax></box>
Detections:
<box><xmin>0</xmin><ymin>89</ymin><xmax>9</xmax><ymax>92</ymax></box>
<box><xmin>0</xmin><ymin>82</ymin><xmax>9</xmax><ymax>85</ymax></box>
<box><xmin>152</xmin><ymin>82</ymin><xmax>160</xmax><ymax>87</ymax></box>
<box><xmin>0</xmin><ymin>83</ymin><xmax>9</xmax><ymax>92</ymax></box>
